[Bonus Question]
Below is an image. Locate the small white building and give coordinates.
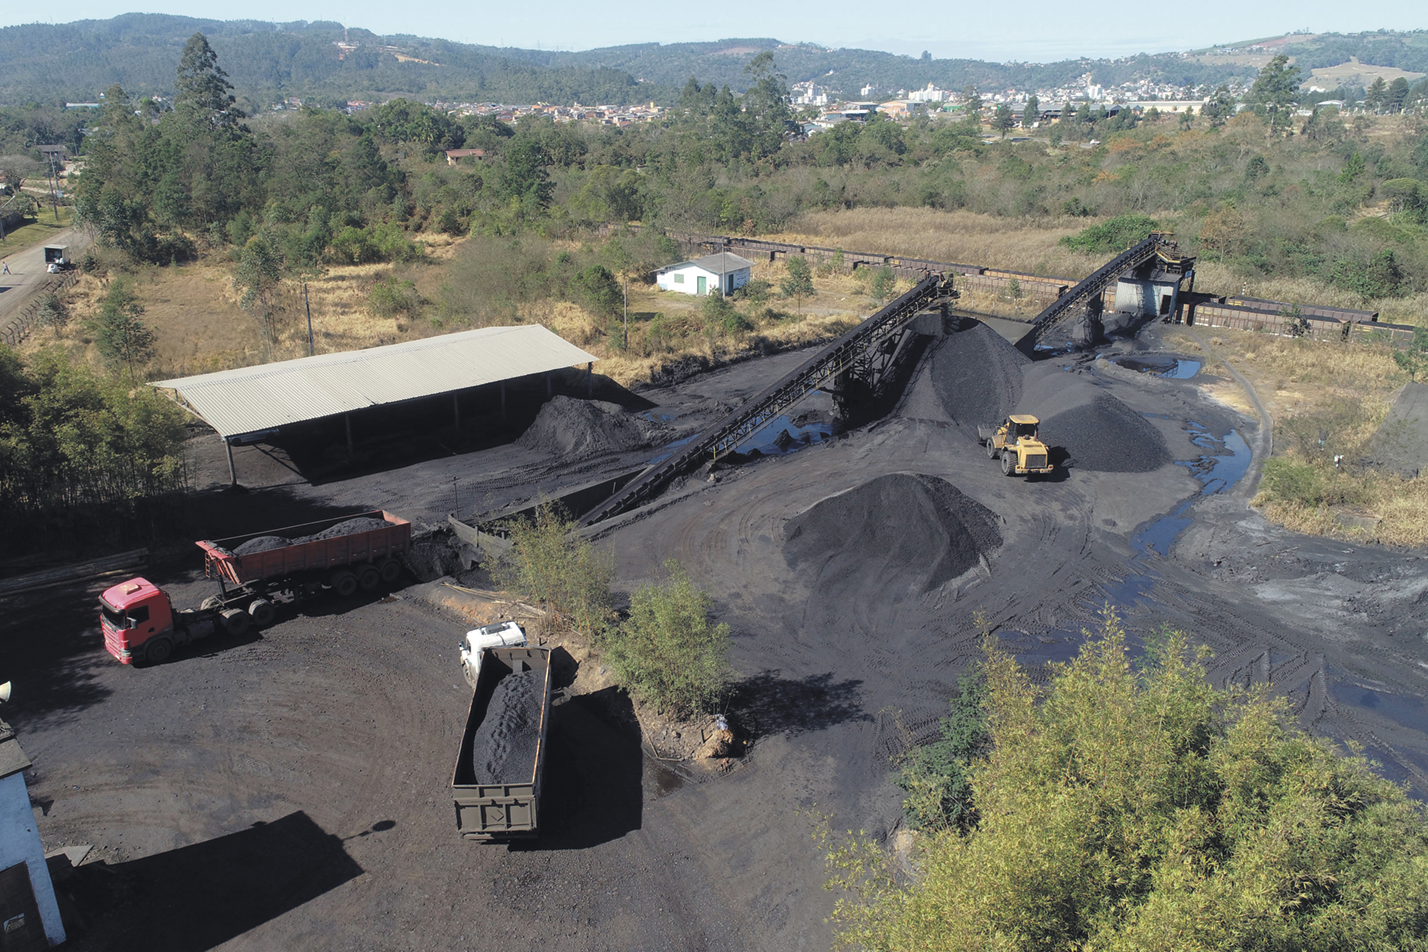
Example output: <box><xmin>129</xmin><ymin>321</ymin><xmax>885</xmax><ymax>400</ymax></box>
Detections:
<box><xmin>656</xmin><ymin>252</ymin><xmax>754</xmax><ymax>297</ymax></box>
<box><xmin>0</xmin><ymin>719</ymin><xmax>65</xmax><ymax>948</ymax></box>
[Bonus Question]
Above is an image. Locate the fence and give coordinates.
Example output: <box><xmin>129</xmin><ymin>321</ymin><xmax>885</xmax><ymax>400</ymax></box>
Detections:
<box><xmin>0</xmin><ymin>269</ymin><xmax>80</xmax><ymax>347</ymax></box>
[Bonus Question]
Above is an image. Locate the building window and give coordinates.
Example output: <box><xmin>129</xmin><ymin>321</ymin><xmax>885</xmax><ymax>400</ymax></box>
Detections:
<box><xmin>673</xmin><ymin>273</ymin><xmax>684</xmax><ymax>284</ymax></box>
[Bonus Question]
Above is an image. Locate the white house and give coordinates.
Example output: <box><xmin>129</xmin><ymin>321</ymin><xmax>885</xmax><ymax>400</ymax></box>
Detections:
<box><xmin>0</xmin><ymin>719</ymin><xmax>65</xmax><ymax>948</ymax></box>
<box><xmin>656</xmin><ymin>252</ymin><xmax>754</xmax><ymax>297</ymax></box>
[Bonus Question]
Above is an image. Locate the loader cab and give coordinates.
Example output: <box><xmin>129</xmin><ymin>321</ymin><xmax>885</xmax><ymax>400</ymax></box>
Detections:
<box><xmin>1007</xmin><ymin>414</ymin><xmax>1041</xmax><ymax>443</ymax></box>
<box><xmin>99</xmin><ymin>578</ymin><xmax>174</xmax><ymax>662</ymax></box>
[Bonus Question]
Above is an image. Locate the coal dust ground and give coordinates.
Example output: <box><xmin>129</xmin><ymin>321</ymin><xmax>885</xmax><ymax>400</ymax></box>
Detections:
<box><xmin>7</xmin><ymin>317</ymin><xmax>1428</xmax><ymax>952</ymax></box>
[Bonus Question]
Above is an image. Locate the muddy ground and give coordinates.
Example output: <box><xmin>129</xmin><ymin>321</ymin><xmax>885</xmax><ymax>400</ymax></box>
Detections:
<box><xmin>6</xmin><ymin>315</ymin><xmax>1428</xmax><ymax>952</ymax></box>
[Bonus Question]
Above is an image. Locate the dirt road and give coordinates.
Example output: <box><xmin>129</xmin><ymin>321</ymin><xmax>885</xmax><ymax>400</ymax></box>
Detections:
<box><xmin>7</xmin><ymin>317</ymin><xmax>1428</xmax><ymax>951</ymax></box>
<box><xmin>0</xmin><ymin>226</ymin><xmax>89</xmax><ymax>328</ymax></box>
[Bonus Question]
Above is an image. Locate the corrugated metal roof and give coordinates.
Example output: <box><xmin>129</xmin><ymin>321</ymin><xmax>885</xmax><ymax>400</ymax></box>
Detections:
<box><xmin>154</xmin><ymin>325</ymin><xmax>597</xmax><ymax>439</ymax></box>
<box><xmin>658</xmin><ymin>252</ymin><xmax>754</xmax><ymax>274</ymax></box>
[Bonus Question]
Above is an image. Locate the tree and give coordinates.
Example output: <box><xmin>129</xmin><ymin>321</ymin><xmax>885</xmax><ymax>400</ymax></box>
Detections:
<box><xmin>1386</xmin><ymin>77</ymin><xmax>1410</xmax><ymax>114</ymax></box>
<box><xmin>1365</xmin><ymin>77</ymin><xmax>1388</xmax><ymax>112</ymax></box>
<box><xmin>1022</xmin><ymin>95</ymin><xmax>1039</xmax><ymax>129</ymax></box>
<box><xmin>88</xmin><ymin>278</ymin><xmax>155</xmax><ymax>382</ymax></box>
<box><xmin>870</xmin><ymin>265</ymin><xmax>896</xmax><ymax>304</ymax></box>
<box><xmin>499</xmin><ymin>138</ymin><xmax>553</xmax><ymax>211</ymax></box>
<box><xmin>493</xmin><ymin>501</ymin><xmax>615</xmax><ymax>638</ymax></box>
<box><xmin>1392</xmin><ymin>325</ymin><xmax>1428</xmax><ymax>382</ymax></box>
<box><xmin>1246</xmin><ymin>54</ymin><xmax>1301</xmax><ymax>136</ymax></box>
<box><xmin>34</xmin><ymin>293</ymin><xmax>70</xmax><ymax>338</ymax></box>
<box><xmin>993</xmin><ymin>104</ymin><xmax>1014</xmax><ymax>137</ymax></box>
<box><xmin>781</xmin><ymin>255</ymin><xmax>814</xmax><ymax>313</ymax></box>
<box><xmin>1198</xmin><ymin>205</ymin><xmax>1247</xmax><ymax>262</ymax></box>
<box><xmin>961</xmin><ymin>86</ymin><xmax>982</xmax><ymax>120</ymax></box>
<box><xmin>235</xmin><ymin>232</ymin><xmax>285</xmax><ymax>354</ymax></box>
<box><xmin>826</xmin><ymin>610</ymin><xmax>1428</xmax><ymax>952</ymax></box>
<box><xmin>173</xmin><ymin>33</ymin><xmax>243</xmax><ymax>129</ymax></box>
<box><xmin>602</xmin><ymin>559</ymin><xmax>731</xmax><ymax>718</ymax></box>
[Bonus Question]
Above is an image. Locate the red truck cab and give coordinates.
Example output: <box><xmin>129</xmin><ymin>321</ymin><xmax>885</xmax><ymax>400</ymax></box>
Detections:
<box><xmin>100</xmin><ymin>578</ymin><xmax>174</xmax><ymax>664</ymax></box>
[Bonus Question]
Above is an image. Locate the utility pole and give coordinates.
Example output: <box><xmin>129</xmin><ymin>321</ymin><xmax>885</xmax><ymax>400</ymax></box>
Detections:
<box><xmin>304</xmin><ymin>282</ymin><xmax>315</xmax><ymax>356</ymax></box>
<box><xmin>45</xmin><ymin>150</ymin><xmax>60</xmax><ymax>222</ymax></box>
<box><xmin>623</xmin><ymin>274</ymin><xmax>629</xmax><ymax>350</ymax></box>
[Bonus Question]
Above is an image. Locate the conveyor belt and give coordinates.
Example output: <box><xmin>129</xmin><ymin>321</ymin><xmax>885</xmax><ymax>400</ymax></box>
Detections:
<box><xmin>1016</xmin><ymin>234</ymin><xmax>1168</xmax><ymax>351</ymax></box>
<box><xmin>580</xmin><ymin>274</ymin><xmax>951</xmax><ymax>525</ymax></box>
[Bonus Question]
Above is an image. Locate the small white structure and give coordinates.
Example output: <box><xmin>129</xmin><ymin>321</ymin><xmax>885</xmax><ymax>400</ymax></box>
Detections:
<box><xmin>656</xmin><ymin>252</ymin><xmax>754</xmax><ymax>297</ymax></box>
<box><xmin>0</xmin><ymin>719</ymin><xmax>65</xmax><ymax>948</ymax></box>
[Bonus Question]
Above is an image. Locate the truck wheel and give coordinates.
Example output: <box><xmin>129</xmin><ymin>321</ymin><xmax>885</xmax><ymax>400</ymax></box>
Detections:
<box><xmin>985</xmin><ymin>439</ymin><xmax>998</xmax><ymax>459</ymax></box>
<box><xmin>247</xmin><ymin>598</ymin><xmax>276</xmax><ymax>627</ymax></box>
<box><xmin>1002</xmin><ymin>452</ymin><xmax>1016</xmax><ymax>476</ymax></box>
<box><xmin>357</xmin><ymin>564</ymin><xmax>381</xmax><ymax>591</ymax></box>
<box><xmin>379</xmin><ymin>558</ymin><xmax>402</xmax><ymax>584</ymax></box>
<box><xmin>145</xmin><ymin>637</ymin><xmax>174</xmax><ymax>665</ymax></box>
<box><xmin>200</xmin><ymin>595</ymin><xmax>224</xmax><ymax>611</ymax></box>
<box><xmin>330</xmin><ymin>569</ymin><xmax>359</xmax><ymax>598</ymax></box>
<box><xmin>221</xmin><ymin>608</ymin><xmax>251</xmax><ymax>636</ymax></box>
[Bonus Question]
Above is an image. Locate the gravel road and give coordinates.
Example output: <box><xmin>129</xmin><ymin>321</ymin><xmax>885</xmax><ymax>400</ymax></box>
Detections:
<box><xmin>6</xmin><ymin>317</ymin><xmax>1428</xmax><ymax>951</ymax></box>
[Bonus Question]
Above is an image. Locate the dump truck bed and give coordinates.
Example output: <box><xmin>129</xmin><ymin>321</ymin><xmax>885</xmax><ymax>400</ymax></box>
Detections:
<box><xmin>452</xmin><ymin>646</ymin><xmax>553</xmax><ymax>840</ymax></box>
<box><xmin>197</xmin><ymin>510</ymin><xmax>411</xmax><ymax>586</ymax></box>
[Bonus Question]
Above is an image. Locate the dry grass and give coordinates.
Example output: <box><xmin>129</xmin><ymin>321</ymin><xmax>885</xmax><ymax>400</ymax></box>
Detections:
<box><xmin>1169</xmin><ymin>327</ymin><xmax>1428</xmax><ymax>547</ymax></box>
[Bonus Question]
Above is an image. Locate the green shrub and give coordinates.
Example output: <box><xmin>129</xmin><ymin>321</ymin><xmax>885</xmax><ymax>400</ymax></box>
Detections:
<box><xmin>369</xmin><ymin>276</ymin><xmax>422</xmax><ymax>317</ymax></box>
<box><xmin>1059</xmin><ymin>213</ymin><xmax>1161</xmax><ymax>254</ymax></box>
<box><xmin>1259</xmin><ymin>457</ymin><xmax>1330</xmax><ymax>506</ymax></box>
<box><xmin>895</xmin><ymin>668</ymin><xmax>988</xmax><ymax>831</ymax></box>
<box><xmin>602</xmin><ymin>559</ymin><xmax>731</xmax><ymax>718</ymax></box>
<box><xmin>492</xmin><ymin>502</ymin><xmax>615</xmax><ymax>637</ymax></box>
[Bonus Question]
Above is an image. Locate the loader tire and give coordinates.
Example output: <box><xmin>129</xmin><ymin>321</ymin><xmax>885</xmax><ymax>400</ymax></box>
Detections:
<box><xmin>985</xmin><ymin>439</ymin><xmax>997</xmax><ymax>459</ymax></box>
<box><xmin>1002</xmin><ymin>452</ymin><xmax>1016</xmax><ymax>476</ymax></box>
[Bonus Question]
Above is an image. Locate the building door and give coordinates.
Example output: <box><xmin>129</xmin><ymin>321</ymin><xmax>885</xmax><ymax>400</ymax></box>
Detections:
<box><xmin>0</xmin><ymin>863</ymin><xmax>47</xmax><ymax>952</ymax></box>
<box><xmin>696</xmin><ymin>275</ymin><xmax>706</xmax><ymax>295</ymax></box>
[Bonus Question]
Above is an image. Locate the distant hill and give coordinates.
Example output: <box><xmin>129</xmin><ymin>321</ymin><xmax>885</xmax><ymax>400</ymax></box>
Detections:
<box><xmin>3</xmin><ymin>15</ymin><xmax>1424</xmax><ymax>108</ymax></box>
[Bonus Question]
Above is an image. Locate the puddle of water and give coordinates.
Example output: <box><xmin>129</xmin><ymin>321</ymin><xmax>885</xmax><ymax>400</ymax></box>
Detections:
<box><xmin>738</xmin><ymin>414</ymin><xmax>836</xmax><ymax>458</ymax></box>
<box><xmin>649</xmin><ymin>761</ymin><xmax>686</xmax><ymax>798</ymax></box>
<box><xmin>1112</xmin><ymin>355</ymin><xmax>1203</xmax><ymax>379</ymax></box>
<box><xmin>644</xmin><ymin>433</ymin><xmax>699</xmax><ymax>466</ymax></box>
<box><xmin>640</xmin><ymin>411</ymin><xmax>677</xmax><ymax>423</ymax></box>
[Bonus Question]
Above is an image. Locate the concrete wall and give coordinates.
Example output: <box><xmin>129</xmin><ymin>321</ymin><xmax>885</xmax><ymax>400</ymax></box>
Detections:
<box><xmin>0</xmin><ymin>771</ymin><xmax>64</xmax><ymax>946</ymax></box>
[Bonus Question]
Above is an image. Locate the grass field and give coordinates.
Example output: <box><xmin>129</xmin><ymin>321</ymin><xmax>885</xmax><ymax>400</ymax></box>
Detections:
<box><xmin>0</xmin><ymin>206</ymin><xmax>75</xmax><ymax>256</ymax></box>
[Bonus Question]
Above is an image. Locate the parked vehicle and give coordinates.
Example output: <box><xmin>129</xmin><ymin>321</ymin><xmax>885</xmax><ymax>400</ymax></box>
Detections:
<box><xmin>452</xmin><ymin>646</ymin><xmax>553</xmax><ymax>840</ymax></box>
<box><xmin>99</xmin><ymin>510</ymin><xmax>411</xmax><ymax>665</ymax></box>
<box><xmin>43</xmin><ymin>245</ymin><xmax>68</xmax><ymax>272</ymax></box>
<box><xmin>460</xmin><ymin>621</ymin><xmax>527</xmax><ymax>687</ymax></box>
<box><xmin>978</xmin><ymin>414</ymin><xmax>1054</xmax><ymax>477</ymax></box>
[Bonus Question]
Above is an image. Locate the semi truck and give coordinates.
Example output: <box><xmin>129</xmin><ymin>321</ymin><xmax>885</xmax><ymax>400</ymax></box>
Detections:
<box><xmin>43</xmin><ymin>245</ymin><xmax>69</xmax><ymax>272</ymax></box>
<box><xmin>99</xmin><ymin>510</ymin><xmax>411</xmax><ymax>665</ymax></box>
<box><xmin>452</xmin><ymin>646</ymin><xmax>553</xmax><ymax>840</ymax></box>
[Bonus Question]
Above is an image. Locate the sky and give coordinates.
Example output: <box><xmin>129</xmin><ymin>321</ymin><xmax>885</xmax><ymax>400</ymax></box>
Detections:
<box><xmin>3</xmin><ymin>2</ymin><xmax>1428</xmax><ymax>62</ymax></box>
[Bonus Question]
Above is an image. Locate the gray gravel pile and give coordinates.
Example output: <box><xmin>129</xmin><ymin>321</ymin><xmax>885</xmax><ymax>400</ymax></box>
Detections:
<box><xmin>929</xmin><ymin>322</ymin><xmax>1031</xmax><ymax>426</ymax></box>
<box><xmin>233</xmin><ymin>535</ymin><xmax>290</xmax><ymax>556</ymax></box>
<box><xmin>302</xmin><ymin>517</ymin><xmax>390</xmax><ymax>542</ymax></box>
<box><xmin>469</xmin><ymin>669</ymin><xmax>543</xmax><ymax>784</ymax></box>
<box><xmin>785</xmin><ymin>473</ymin><xmax>1001</xmax><ymax>602</ymax></box>
<box><xmin>1016</xmin><ymin>364</ymin><xmax>1170</xmax><ymax>473</ymax></box>
<box><xmin>518</xmin><ymin>396</ymin><xmax>672</xmax><ymax>460</ymax></box>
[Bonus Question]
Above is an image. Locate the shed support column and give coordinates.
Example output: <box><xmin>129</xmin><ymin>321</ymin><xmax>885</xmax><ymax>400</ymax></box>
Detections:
<box><xmin>586</xmin><ymin>362</ymin><xmax>593</xmax><ymax>397</ymax></box>
<box><xmin>345</xmin><ymin>413</ymin><xmax>353</xmax><ymax>460</ymax></box>
<box><xmin>500</xmin><ymin>382</ymin><xmax>507</xmax><ymax>421</ymax></box>
<box><xmin>453</xmin><ymin>392</ymin><xmax>460</xmax><ymax>429</ymax></box>
<box><xmin>224</xmin><ymin>437</ymin><xmax>237</xmax><ymax>488</ymax></box>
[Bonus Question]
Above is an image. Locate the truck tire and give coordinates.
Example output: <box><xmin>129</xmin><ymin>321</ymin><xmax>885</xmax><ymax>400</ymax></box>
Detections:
<box><xmin>144</xmin><ymin>637</ymin><xmax>174</xmax><ymax>665</ymax></box>
<box><xmin>1002</xmin><ymin>451</ymin><xmax>1016</xmax><ymax>476</ymax></box>
<box><xmin>379</xmin><ymin>558</ymin><xmax>402</xmax><ymax>584</ymax></box>
<box><xmin>247</xmin><ymin>598</ymin><xmax>276</xmax><ymax>627</ymax></box>
<box><xmin>357</xmin><ymin>564</ymin><xmax>381</xmax><ymax>591</ymax></box>
<box><xmin>330</xmin><ymin>569</ymin><xmax>359</xmax><ymax>598</ymax></box>
<box><xmin>985</xmin><ymin>439</ymin><xmax>997</xmax><ymax>459</ymax></box>
<box><xmin>221</xmin><ymin>608</ymin><xmax>251</xmax><ymax>636</ymax></box>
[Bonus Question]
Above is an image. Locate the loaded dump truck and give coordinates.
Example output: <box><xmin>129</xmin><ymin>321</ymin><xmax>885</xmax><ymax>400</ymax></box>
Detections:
<box><xmin>979</xmin><ymin>415</ymin><xmax>1054</xmax><ymax>477</ymax></box>
<box><xmin>453</xmin><ymin>646</ymin><xmax>553</xmax><ymax>840</ymax></box>
<box><xmin>99</xmin><ymin>510</ymin><xmax>411</xmax><ymax>665</ymax></box>
<box><xmin>460</xmin><ymin>620</ymin><xmax>527</xmax><ymax>687</ymax></box>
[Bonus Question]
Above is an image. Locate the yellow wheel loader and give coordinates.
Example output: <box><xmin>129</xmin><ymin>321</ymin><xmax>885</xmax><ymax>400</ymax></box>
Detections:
<box><xmin>978</xmin><ymin>415</ymin><xmax>1054</xmax><ymax>477</ymax></box>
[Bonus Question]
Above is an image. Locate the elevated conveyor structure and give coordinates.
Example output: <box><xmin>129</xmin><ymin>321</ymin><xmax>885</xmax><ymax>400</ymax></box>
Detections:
<box><xmin>1015</xmin><ymin>233</ymin><xmax>1176</xmax><ymax>353</ymax></box>
<box><xmin>580</xmin><ymin>274</ymin><xmax>953</xmax><ymax>526</ymax></box>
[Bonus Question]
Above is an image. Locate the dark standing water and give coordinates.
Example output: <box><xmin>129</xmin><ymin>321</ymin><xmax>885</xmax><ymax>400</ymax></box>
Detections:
<box><xmin>1112</xmin><ymin>355</ymin><xmax>1203</xmax><ymax>379</ymax></box>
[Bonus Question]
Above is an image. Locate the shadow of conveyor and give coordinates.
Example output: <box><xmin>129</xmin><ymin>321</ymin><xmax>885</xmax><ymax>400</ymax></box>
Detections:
<box><xmin>57</xmin><ymin>811</ymin><xmax>365</xmax><ymax>952</ymax></box>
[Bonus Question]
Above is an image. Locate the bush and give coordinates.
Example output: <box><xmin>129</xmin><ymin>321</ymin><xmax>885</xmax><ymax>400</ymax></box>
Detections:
<box><xmin>870</xmin><ymin>265</ymin><xmax>896</xmax><ymax>304</ymax></box>
<box><xmin>1058</xmin><ymin>213</ymin><xmax>1161</xmax><ymax>254</ymax></box>
<box><xmin>1259</xmin><ymin>456</ymin><xmax>1330</xmax><ymax>507</ymax></box>
<box><xmin>492</xmin><ymin>502</ymin><xmax>615</xmax><ymax>637</ymax></box>
<box><xmin>369</xmin><ymin>276</ymin><xmax>422</xmax><ymax>318</ymax></box>
<box><xmin>602</xmin><ymin>560</ymin><xmax>731</xmax><ymax>718</ymax></box>
<box><xmin>895</xmin><ymin>668</ymin><xmax>988</xmax><ymax>831</ymax></box>
<box><xmin>702</xmin><ymin>292</ymin><xmax>753</xmax><ymax>337</ymax></box>
<box><xmin>328</xmin><ymin>222</ymin><xmax>424</xmax><ymax>265</ymax></box>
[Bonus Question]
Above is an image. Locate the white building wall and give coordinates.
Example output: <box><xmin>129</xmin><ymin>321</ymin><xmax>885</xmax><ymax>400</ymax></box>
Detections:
<box><xmin>656</xmin><ymin>265</ymin><xmax>752</xmax><ymax>296</ymax></box>
<box><xmin>0</xmin><ymin>771</ymin><xmax>65</xmax><ymax>946</ymax></box>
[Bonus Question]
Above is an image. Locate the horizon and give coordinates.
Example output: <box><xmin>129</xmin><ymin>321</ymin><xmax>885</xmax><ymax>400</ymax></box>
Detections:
<box><xmin>2</xmin><ymin>6</ymin><xmax>1428</xmax><ymax>65</ymax></box>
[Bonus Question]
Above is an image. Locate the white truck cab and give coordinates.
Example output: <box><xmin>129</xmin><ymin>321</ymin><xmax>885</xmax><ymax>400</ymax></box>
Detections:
<box><xmin>460</xmin><ymin>621</ymin><xmax>527</xmax><ymax>687</ymax></box>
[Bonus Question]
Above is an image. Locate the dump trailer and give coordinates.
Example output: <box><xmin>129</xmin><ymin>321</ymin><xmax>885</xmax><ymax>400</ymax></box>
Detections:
<box><xmin>453</xmin><ymin>646</ymin><xmax>553</xmax><ymax>840</ymax></box>
<box><xmin>43</xmin><ymin>245</ymin><xmax>68</xmax><ymax>272</ymax></box>
<box><xmin>99</xmin><ymin>510</ymin><xmax>411</xmax><ymax>665</ymax></box>
<box><xmin>979</xmin><ymin>414</ymin><xmax>1054</xmax><ymax>477</ymax></box>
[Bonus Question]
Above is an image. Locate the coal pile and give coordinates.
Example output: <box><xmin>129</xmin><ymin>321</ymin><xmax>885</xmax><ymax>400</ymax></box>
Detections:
<box><xmin>468</xmin><ymin>669</ymin><xmax>543</xmax><ymax>785</ymax></box>
<box><xmin>929</xmin><ymin>322</ymin><xmax>1030</xmax><ymax>427</ymax></box>
<box><xmin>1016</xmin><ymin>365</ymin><xmax>1170</xmax><ymax>473</ymax></box>
<box><xmin>303</xmin><ymin>517</ymin><xmax>389</xmax><ymax>542</ymax></box>
<box><xmin>233</xmin><ymin>535</ymin><xmax>290</xmax><ymax>556</ymax></box>
<box><xmin>785</xmin><ymin>474</ymin><xmax>1001</xmax><ymax>602</ymax></box>
<box><xmin>518</xmin><ymin>396</ymin><xmax>672</xmax><ymax>460</ymax></box>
